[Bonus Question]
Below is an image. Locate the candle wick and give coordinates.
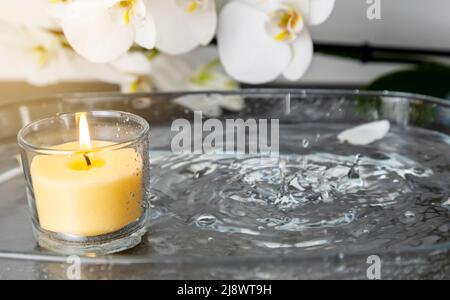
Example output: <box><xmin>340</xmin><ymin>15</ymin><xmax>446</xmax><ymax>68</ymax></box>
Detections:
<box><xmin>83</xmin><ymin>154</ymin><xmax>92</xmax><ymax>167</ymax></box>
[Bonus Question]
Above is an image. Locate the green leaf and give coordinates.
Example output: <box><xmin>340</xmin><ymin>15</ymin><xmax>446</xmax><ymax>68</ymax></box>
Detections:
<box><xmin>366</xmin><ymin>64</ymin><xmax>450</xmax><ymax>99</ymax></box>
<box><xmin>363</xmin><ymin>64</ymin><xmax>450</xmax><ymax>125</ymax></box>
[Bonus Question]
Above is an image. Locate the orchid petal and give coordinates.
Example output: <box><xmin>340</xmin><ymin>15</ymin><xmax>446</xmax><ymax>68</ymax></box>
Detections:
<box><xmin>218</xmin><ymin>1</ymin><xmax>291</xmax><ymax>84</ymax></box>
<box><xmin>338</xmin><ymin>120</ymin><xmax>391</xmax><ymax>145</ymax></box>
<box><xmin>62</xmin><ymin>1</ymin><xmax>134</xmax><ymax>63</ymax></box>
<box><xmin>0</xmin><ymin>22</ymin><xmax>136</xmax><ymax>86</ymax></box>
<box><xmin>148</xmin><ymin>0</ymin><xmax>216</xmax><ymax>55</ymax></box>
<box><xmin>174</xmin><ymin>95</ymin><xmax>223</xmax><ymax>117</ymax></box>
<box><xmin>194</xmin><ymin>0</ymin><xmax>217</xmax><ymax>46</ymax></box>
<box><xmin>151</xmin><ymin>53</ymin><xmax>193</xmax><ymax>91</ymax></box>
<box><xmin>134</xmin><ymin>14</ymin><xmax>157</xmax><ymax>49</ymax></box>
<box><xmin>237</xmin><ymin>0</ymin><xmax>279</xmax><ymax>12</ymax></box>
<box><xmin>49</xmin><ymin>1</ymin><xmax>70</xmax><ymax>22</ymax></box>
<box><xmin>150</xmin><ymin>47</ymin><xmax>239</xmax><ymax>92</ymax></box>
<box><xmin>72</xmin><ymin>56</ymin><xmax>136</xmax><ymax>84</ymax></box>
<box><xmin>111</xmin><ymin>51</ymin><xmax>152</xmax><ymax>75</ymax></box>
<box><xmin>283</xmin><ymin>29</ymin><xmax>313</xmax><ymax>81</ymax></box>
<box><xmin>134</xmin><ymin>0</ymin><xmax>147</xmax><ymax>18</ymax></box>
<box><xmin>306</xmin><ymin>0</ymin><xmax>335</xmax><ymax>25</ymax></box>
<box><xmin>26</xmin><ymin>54</ymin><xmax>64</xmax><ymax>86</ymax></box>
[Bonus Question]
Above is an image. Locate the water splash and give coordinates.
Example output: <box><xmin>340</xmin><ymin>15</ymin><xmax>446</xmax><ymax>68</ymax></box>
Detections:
<box><xmin>147</xmin><ymin>124</ymin><xmax>450</xmax><ymax>255</ymax></box>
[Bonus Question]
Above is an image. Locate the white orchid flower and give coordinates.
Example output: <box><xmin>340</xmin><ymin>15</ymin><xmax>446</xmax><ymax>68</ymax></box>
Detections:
<box><xmin>151</xmin><ymin>48</ymin><xmax>237</xmax><ymax>92</ymax></box>
<box><xmin>0</xmin><ymin>25</ymin><xmax>74</xmax><ymax>86</ymax></box>
<box><xmin>147</xmin><ymin>0</ymin><xmax>217</xmax><ymax>55</ymax></box>
<box><xmin>57</xmin><ymin>0</ymin><xmax>156</xmax><ymax>63</ymax></box>
<box><xmin>0</xmin><ymin>22</ymin><xmax>136</xmax><ymax>86</ymax></box>
<box><xmin>112</xmin><ymin>49</ymin><xmax>154</xmax><ymax>92</ymax></box>
<box><xmin>150</xmin><ymin>47</ymin><xmax>243</xmax><ymax>116</ymax></box>
<box><xmin>217</xmin><ymin>0</ymin><xmax>335</xmax><ymax>84</ymax></box>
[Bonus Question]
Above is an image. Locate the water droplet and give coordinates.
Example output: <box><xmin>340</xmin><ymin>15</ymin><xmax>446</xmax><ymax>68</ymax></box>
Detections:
<box><xmin>347</xmin><ymin>166</ymin><xmax>360</xmax><ymax>179</ymax></box>
<box><xmin>321</xmin><ymin>191</ymin><xmax>333</xmax><ymax>203</ymax></box>
<box><xmin>413</xmin><ymin>168</ymin><xmax>425</xmax><ymax>175</ymax></box>
<box><xmin>231</xmin><ymin>208</ymin><xmax>246</xmax><ymax>217</ymax></box>
<box><xmin>348</xmin><ymin>154</ymin><xmax>362</xmax><ymax>179</ymax></box>
<box><xmin>400</xmin><ymin>211</ymin><xmax>416</xmax><ymax>224</ymax></box>
<box><xmin>302</xmin><ymin>139</ymin><xmax>310</xmax><ymax>148</ymax></box>
<box><xmin>195</xmin><ymin>215</ymin><xmax>217</xmax><ymax>227</ymax></box>
<box><xmin>439</xmin><ymin>224</ymin><xmax>450</xmax><ymax>232</ymax></box>
<box><xmin>404</xmin><ymin>211</ymin><xmax>415</xmax><ymax>218</ymax></box>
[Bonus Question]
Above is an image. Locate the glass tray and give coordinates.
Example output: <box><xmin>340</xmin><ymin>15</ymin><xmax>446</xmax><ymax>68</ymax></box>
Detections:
<box><xmin>1</xmin><ymin>89</ymin><xmax>450</xmax><ymax>279</ymax></box>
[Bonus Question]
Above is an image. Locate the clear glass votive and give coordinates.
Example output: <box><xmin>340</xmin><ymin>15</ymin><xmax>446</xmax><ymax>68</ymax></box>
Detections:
<box><xmin>17</xmin><ymin>111</ymin><xmax>150</xmax><ymax>255</ymax></box>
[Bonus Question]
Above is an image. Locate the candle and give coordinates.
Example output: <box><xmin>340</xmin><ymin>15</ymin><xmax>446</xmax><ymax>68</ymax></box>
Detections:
<box><xmin>30</xmin><ymin>113</ymin><xmax>143</xmax><ymax>237</ymax></box>
<box><xmin>19</xmin><ymin>111</ymin><xmax>150</xmax><ymax>254</ymax></box>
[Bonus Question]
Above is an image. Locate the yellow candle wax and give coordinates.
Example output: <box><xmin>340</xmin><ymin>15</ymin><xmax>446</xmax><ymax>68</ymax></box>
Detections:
<box><xmin>30</xmin><ymin>140</ymin><xmax>143</xmax><ymax>237</ymax></box>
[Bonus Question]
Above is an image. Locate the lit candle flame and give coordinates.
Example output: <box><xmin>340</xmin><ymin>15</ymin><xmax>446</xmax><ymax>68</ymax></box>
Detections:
<box><xmin>78</xmin><ymin>112</ymin><xmax>92</xmax><ymax>150</ymax></box>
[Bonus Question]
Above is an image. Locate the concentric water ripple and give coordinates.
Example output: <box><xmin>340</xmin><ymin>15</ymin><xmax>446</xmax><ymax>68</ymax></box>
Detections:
<box><xmin>147</xmin><ymin>125</ymin><xmax>450</xmax><ymax>256</ymax></box>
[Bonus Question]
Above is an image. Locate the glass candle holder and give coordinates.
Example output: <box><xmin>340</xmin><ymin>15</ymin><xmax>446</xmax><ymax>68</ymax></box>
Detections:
<box><xmin>18</xmin><ymin>111</ymin><xmax>150</xmax><ymax>255</ymax></box>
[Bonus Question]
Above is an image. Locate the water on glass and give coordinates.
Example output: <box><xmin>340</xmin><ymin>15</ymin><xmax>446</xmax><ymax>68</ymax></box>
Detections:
<box><xmin>146</xmin><ymin>123</ymin><xmax>450</xmax><ymax>257</ymax></box>
<box><xmin>1</xmin><ymin>120</ymin><xmax>450</xmax><ymax>279</ymax></box>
